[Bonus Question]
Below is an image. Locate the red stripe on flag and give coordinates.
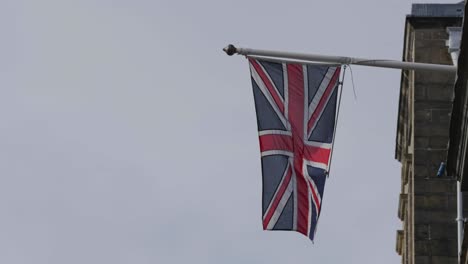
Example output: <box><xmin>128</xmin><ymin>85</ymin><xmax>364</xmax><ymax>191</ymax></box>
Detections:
<box><xmin>303</xmin><ymin>145</ymin><xmax>332</xmax><ymax>165</ymax></box>
<box><xmin>286</xmin><ymin>64</ymin><xmax>310</xmax><ymax>236</ymax></box>
<box><xmin>249</xmin><ymin>59</ymin><xmax>285</xmax><ymax>114</ymax></box>
<box><xmin>295</xmin><ymin>174</ymin><xmax>310</xmax><ymax>236</ymax></box>
<box><xmin>307</xmin><ymin>68</ymin><xmax>340</xmax><ymax>135</ymax></box>
<box><xmin>259</xmin><ymin>134</ymin><xmax>293</xmax><ymax>153</ymax></box>
<box><xmin>262</xmin><ymin>166</ymin><xmax>293</xmax><ymax>229</ymax></box>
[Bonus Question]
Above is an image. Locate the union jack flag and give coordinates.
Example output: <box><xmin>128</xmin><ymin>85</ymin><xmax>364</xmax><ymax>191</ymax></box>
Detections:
<box><xmin>249</xmin><ymin>58</ymin><xmax>341</xmax><ymax>241</ymax></box>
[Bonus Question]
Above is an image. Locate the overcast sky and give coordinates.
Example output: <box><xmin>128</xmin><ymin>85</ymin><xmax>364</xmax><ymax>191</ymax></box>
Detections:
<box><xmin>0</xmin><ymin>0</ymin><xmax>459</xmax><ymax>263</ymax></box>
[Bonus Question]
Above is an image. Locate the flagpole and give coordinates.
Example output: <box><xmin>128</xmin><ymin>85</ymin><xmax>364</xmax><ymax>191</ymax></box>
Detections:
<box><xmin>457</xmin><ymin>180</ymin><xmax>464</xmax><ymax>263</ymax></box>
<box><xmin>223</xmin><ymin>44</ymin><xmax>457</xmax><ymax>73</ymax></box>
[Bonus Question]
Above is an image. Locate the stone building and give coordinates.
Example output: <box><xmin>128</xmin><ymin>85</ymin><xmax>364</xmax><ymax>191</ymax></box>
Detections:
<box><xmin>395</xmin><ymin>2</ymin><xmax>464</xmax><ymax>264</ymax></box>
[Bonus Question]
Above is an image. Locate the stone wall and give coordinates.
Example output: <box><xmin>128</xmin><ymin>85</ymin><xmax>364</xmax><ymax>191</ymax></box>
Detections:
<box><xmin>413</xmin><ymin>26</ymin><xmax>457</xmax><ymax>264</ymax></box>
<box><xmin>396</xmin><ymin>18</ymin><xmax>461</xmax><ymax>264</ymax></box>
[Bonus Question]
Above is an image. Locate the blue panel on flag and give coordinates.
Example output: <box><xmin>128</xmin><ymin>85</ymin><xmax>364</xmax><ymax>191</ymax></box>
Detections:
<box><xmin>308</xmin><ymin>88</ymin><xmax>338</xmax><ymax>143</ymax></box>
<box><xmin>252</xmin><ymin>79</ymin><xmax>287</xmax><ymax>131</ymax></box>
<box><xmin>307</xmin><ymin>65</ymin><xmax>329</xmax><ymax>105</ymax></box>
<box><xmin>306</xmin><ymin>166</ymin><xmax>327</xmax><ymax>241</ymax></box>
<box><xmin>306</xmin><ymin>166</ymin><xmax>327</xmax><ymax>198</ymax></box>
<box><xmin>309</xmin><ymin>198</ymin><xmax>319</xmax><ymax>241</ymax></box>
<box><xmin>273</xmin><ymin>195</ymin><xmax>293</xmax><ymax>230</ymax></box>
<box><xmin>259</xmin><ymin>61</ymin><xmax>284</xmax><ymax>98</ymax></box>
<box><xmin>261</xmin><ymin>155</ymin><xmax>289</xmax><ymax>215</ymax></box>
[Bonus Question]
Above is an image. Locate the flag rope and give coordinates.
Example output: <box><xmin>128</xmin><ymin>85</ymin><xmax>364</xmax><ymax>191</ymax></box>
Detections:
<box><xmin>347</xmin><ymin>65</ymin><xmax>358</xmax><ymax>101</ymax></box>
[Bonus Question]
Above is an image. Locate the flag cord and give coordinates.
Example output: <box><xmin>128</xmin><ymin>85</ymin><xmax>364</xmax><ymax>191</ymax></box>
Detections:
<box><xmin>347</xmin><ymin>65</ymin><xmax>358</xmax><ymax>100</ymax></box>
<box><xmin>326</xmin><ymin>65</ymin><xmax>347</xmax><ymax>177</ymax></box>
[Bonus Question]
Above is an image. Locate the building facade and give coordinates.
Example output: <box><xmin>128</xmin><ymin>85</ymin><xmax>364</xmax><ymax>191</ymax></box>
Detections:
<box><xmin>395</xmin><ymin>2</ymin><xmax>464</xmax><ymax>264</ymax></box>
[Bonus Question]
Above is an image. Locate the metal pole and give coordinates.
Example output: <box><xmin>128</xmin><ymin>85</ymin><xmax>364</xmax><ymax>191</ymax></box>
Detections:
<box><xmin>457</xmin><ymin>181</ymin><xmax>464</xmax><ymax>263</ymax></box>
<box><xmin>223</xmin><ymin>44</ymin><xmax>457</xmax><ymax>73</ymax></box>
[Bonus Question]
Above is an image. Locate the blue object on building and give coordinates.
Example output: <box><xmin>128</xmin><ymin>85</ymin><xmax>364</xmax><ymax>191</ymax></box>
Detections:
<box><xmin>437</xmin><ymin>162</ymin><xmax>446</xmax><ymax>177</ymax></box>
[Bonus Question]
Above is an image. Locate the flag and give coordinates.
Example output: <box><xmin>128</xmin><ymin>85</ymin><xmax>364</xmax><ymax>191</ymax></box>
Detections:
<box><xmin>248</xmin><ymin>58</ymin><xmax>341</xmax><ymax>241</ymax></box>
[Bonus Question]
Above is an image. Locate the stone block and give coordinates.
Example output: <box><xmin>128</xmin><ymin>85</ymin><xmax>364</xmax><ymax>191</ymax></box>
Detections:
<box><xmin>413</xmin><ymin>126</ymin><xmax>431</xmax><ymax>138</ymax></box>
<box><xmin>414</xmin><ymin>149</ymin><xmax>431</xmax><ymax>165</ymax></box>
<box><xmin>429</xmin><ymin>136</ymin><xmax>449</xmax><ymax>148</ymax></box>
<box><xmin>414</xmin><ymin>164</ymin><xmax>444</xmax><ymax>179</ymax></box>
<box><xmin>415</xmin><ymin>195</ymin><xmax>426</xmax><ymax>208</ymax></box>
<box><xmin>430</xmin><ymin>180</ymin><xmax>456</xmax><ymax>193</ymax></box>
<box><xmin>415</xmin><ymin>30</ymin><xmax>432</xmax><ymax>40</ymax></box>
<box><xmin>415</xmin><ymin>210</ymin><xmax>456</xmax><ymax>224</ymax></box>
<box><xmin>415</xmin><ymin>38</ymin><xmax>427</xmax><ymax>48</ymax></box>
<box><xmin>415</xmin><ymin>194</ymin><xmax>449</xmax><ymax>210</ymax></box>
<box><xmin>431</xmin><ymin>256</ymin><xmax>457</xmax><ymax>264</ymax></box>
<box><xmin>415</xmin><ymin>85</ymin><xmax>427</xmax><ymax>100</ymax></box>
<box><xmin>431</xmin><ymin>125</ymin><xmax>450</xmax><ymax>137</ymax></box>
<box><xmin>431</xmin><ymin>48</ymin><xmax>446</xmax><ymax>63</ymax></box>
<box><xmin>430</xmin><ymin>239</ymin><xmax>458</xmax><ymax>256</ymax></box>
<box><xmin>415</xmin><ymin>240</ymin><xmax>430</xmax><ymax>255</ymax></box>
<box><xmin>415</xmin><ymin>47</ymin><xmax>434</xmax><ymax>63</ymax></box>
<box><xmin>427</xmin><ymin>194</ymin><xmax>449</xmax><ymax>210</ymax></box>
<box><xmin>414</xmin><ymin>179</ymin><xmax>455</xmax><ymax>194</ymax></box>
<box><xmin>439</xmin><ymin>51</ymin><xmax>453</xmax><ymax>64</ymax></box>
<box><xmin>414</xmin><ymin>166</ymin><xmax>430</xmax><ymax>179</ymax></box>
<box><xmin>429</xmin><ymin>223</ymin><xmax>457</xmax><ymax>239</ymax></box>
<box><xmin>415</xmin><ymin>224</ymin><xmax>430</xmax><ymax>240</ymax></box>
<box><xmin>429</xmin><ymin>39</ymin><xmax>448</xmax><ymax>48</ymax></box>
<box><xmin>414</xmin><ymin>123</ymin><xmax>449</xmax><ymax>137</ymax></box>
<box><xmin>415</xmin><ymin>101</ymin><xmax>453</xmax><ymax>110</ymax></box>
<box><xmin>414</xmin><ymin>136</ymin><xmax>430</xmax><ymax>148</ymax></box>
<box><xmin>427</xmin><ymin>149</ymin><xmax>447</xmax><ymax>165</ymax></box>
<box><xmin>415</xmin><ymin>181</ymin><xmax>430</xmax><ymax>194</ymax></box>
<box><xmin>426</xmin><ymin>85</ymin><xmax>454</xmax><ymax>102</ymax></box>
<box><xmin>415</xmin><ymin>109</ymin><xmax>432</xmax><ymax>124</ymax></box>
<box><xmin>429</xmin><ymin>149</ymin><xmax>448</xmax><ymax>163</ymax></box>
<box><xmin>414</xmin><ymin>30</ymin><xmax>423</xmax><ymax>39</ymax></box>
<box><xmin>414</xmin><ymin>211</ymin><xmax>430</xmax><ymax>224</ymax></box>
<box><xmin>448</xmin><ymin>195</ymin><xmax>459</xmax><ymax>210</ymax></box>
<box><xmin>414</xmin><ymin>149</ymin><xmax>447</xmax><ymax>168</ymax></box>
<box><xmin>432</xmin><ymin>30</ymin><xmax>449</xmax><ymax>40</ymax></box>
<box><xmin>414</xmin><ymin>72</ymin><xmax>455</xmax><ymax>86</ymax></box>
<box><xmin>431</xmin><ymin>109</ymin><xmax>452</xmax><ymax>124</ymax></box>
<box><xmin>415</xmin><ymin>256</ymin><xmax>430</xmax><ymax>264</ymax></box>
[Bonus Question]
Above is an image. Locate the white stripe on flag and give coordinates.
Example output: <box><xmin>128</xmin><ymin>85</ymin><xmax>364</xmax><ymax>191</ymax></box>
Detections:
<box><xmin>250</xmin><ymin>62</ymin><xmax>288</xmax><ymax>129</ymax></box>
<box><xmin>308</xmin><ymin>67</ymin><xmax>336</xmax><ymax>121</ymax></box>
<box><xmin>266</xmin><ymin>179</ymin><xmax>294</xmax><ymax>230</ymax></box>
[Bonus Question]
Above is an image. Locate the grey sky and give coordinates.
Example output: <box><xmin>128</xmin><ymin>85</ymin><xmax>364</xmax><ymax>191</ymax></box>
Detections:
<box><xmin>0</xmin><ymin>0</ymin><xmax>457</xmax><ymax>263</ymax></box>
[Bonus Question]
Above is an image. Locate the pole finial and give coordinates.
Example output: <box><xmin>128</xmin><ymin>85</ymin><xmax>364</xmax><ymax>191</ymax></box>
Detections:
<box><xmin>223</xmin><ymin>44</ymin><xmax>238</xmax><ymax>56</ymax></box>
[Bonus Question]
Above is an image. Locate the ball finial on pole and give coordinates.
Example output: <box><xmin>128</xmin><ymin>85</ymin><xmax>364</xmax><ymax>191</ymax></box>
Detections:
<box><xmin>223</xmin><ymin>44</ymin><xmax>238</xmax><ymax>56</ymax></box>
